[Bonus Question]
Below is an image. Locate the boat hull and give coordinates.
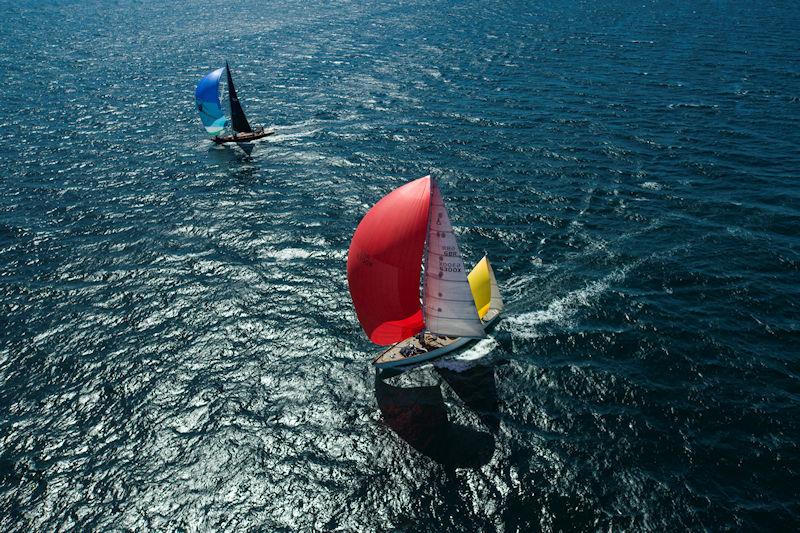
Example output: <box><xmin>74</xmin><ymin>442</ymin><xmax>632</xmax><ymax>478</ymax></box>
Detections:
<box><xmin>373</xmin><ymin>310</ymin><xmax>501</xmax><ymax>369</ymax></box>
<box><xmin>212</xmin><ymin>128</ymin><xmax>274</xmax><ymax>144</ymax></box>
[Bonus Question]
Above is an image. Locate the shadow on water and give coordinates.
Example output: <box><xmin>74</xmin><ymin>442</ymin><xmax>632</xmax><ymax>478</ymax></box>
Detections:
<box><xmin>374</xmin><ymin>362</ymin><xmax>499</xmax><ymax>468</ymax></box>
<box><xmin>206</xmin><ymin>143</ymin><xmax>262</xmax><ymax>182</ymax></box>
<box><xmin>206</xmin><ymin>142</ymin><xmax>256</xmax><ymax>161</ymax></box>
<box><xmin>436</xmin><ymin>363</ymin><xmax>500</xmax><ymax>434</ymax></box>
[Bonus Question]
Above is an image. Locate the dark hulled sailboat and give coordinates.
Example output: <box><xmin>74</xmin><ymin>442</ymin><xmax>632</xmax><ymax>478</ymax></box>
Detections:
<box><xmin>195</xmin><ymin>62</ymin><xmax>274</xmax><ymax>144</ymax></box>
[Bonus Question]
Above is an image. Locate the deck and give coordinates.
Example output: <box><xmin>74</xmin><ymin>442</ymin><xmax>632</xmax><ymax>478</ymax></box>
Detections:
<box><xmin>373</xmin><ymin>308</ymin><xmax>500</xmax><ymax>367</ymax></box>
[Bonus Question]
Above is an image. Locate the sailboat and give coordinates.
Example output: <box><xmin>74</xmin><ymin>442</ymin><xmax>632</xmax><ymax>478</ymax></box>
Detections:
<box><xmin>347</xmin><ymin>175</ymin><xmax>504</xmax><ymax>369</ymax></box>
<box><xmin>195</xmin><ymin>62</ymin><xmax>274</xmax><ymax>144</ymax></box>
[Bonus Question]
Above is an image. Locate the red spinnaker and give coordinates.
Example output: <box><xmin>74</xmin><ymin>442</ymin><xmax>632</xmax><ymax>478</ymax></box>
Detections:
<box><xmin>347</xmin><ymin>176</ymin><xmax>431</xmax><ymax>345</ymax></box>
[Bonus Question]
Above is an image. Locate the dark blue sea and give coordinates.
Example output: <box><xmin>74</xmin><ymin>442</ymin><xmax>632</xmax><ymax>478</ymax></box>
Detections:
<box><xmin>2</xmin><ymin>1</ymin><xmax>799</xmax><ymax>530</ymax></box>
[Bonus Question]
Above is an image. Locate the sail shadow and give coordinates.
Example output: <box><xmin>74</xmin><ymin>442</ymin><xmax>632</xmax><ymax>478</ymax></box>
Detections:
<box><xmin>374</xmin><ymin>374</ymin><xmax>494</xmax><ymax>468</ymax></box>
<box><xmin>206</xmin><ymin>142</ymin><xmax>257</xmax><ymax>160</ymax></box>
<box><xmin>435</xmin><ymin>363</ymin><xmax>500</xmax><ymax>433</ymax></box>
<box><xmin>236</xmin><ymin>142</ymin><xmax>255</xmax><ymax>156</ymax></box>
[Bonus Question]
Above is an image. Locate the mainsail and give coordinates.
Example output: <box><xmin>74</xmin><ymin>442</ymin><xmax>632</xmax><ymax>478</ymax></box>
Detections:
<box><xmin>226</xmin><ymin>62</ymin><xmax>253</xmax><ymax>133</ymax></box>
<box><xmin>195</xmin><ymin>68</ymin><xmax>227</xmax><ymax>135</ymax></box>
<box><xmin>422</xmin><ymin>181</ymin><xmax>486</xmax><ymax>338</ymax></box>
<box><xmin>347</xmin><ymin>176</ymin><xmax>431</xmax><ymax>345</ymax></box>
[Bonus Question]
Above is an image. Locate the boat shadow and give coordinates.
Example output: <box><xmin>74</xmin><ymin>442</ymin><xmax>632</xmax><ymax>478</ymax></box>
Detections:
<box><xmin>374</xmin><ymin>362</ymin><xmax>499</xmax><ymax>468</ymax></box>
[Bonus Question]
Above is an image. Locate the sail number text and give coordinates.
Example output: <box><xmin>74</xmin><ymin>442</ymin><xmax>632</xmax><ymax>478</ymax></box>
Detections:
<box><xmin>439</xmin><ymin>262</ymin><xmax>462</xmax><ymax>273</ymax></box>
<box><xmin>439</xmin><ymin>245</ymin><xmax>458</xmax><ymax>258</ymax></box>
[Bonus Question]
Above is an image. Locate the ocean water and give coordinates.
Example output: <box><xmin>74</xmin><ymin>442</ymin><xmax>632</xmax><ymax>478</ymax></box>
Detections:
<box><xmin>1</xmin><ymin>0</ymin><xmax>799</xmax><ymax>530</ymax></box>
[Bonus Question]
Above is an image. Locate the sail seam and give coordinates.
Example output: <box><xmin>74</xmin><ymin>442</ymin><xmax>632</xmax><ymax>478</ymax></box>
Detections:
<box><xmin>425</xmin><ymin>295</ymin><xmax>476</xmax><ymax>302</ymax></box>
<box><xmin>426</xmin><ymin>315</ymin><xmax>483</xmax><ymax>320</ymax></box>
<box><xmin>422</xmin><ymin>276</ymin><xmax>472</xmax><ymax>284</ymax></box>
<box><xmin>425</xmin><ymin>250</ymin><xmax>463</xmax><ymax>257</ymax></box>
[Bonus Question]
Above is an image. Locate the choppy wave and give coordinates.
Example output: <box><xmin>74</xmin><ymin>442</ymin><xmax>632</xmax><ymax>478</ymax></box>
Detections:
<box><xmin>1</xmin><ymin>0</ymin><xmax>799</xmax><ymax>531</ymax></box>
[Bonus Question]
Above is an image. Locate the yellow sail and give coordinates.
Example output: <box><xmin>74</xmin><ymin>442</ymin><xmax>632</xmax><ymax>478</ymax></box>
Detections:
<box><xmin>468</xmin><ymin>256</ymin><xmax>492</xmax><ymax>319</ymax></box>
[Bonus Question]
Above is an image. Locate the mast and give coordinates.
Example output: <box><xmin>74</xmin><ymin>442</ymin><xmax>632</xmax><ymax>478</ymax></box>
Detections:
<box><xmin>225</xmin><ymin>61</ymin><xmax>253</xmax><ymax>133</ymax></box>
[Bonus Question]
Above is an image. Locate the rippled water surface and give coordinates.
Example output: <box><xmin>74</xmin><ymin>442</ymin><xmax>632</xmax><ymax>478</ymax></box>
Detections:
<box><xmin>2</xmin><ymin>0</ymin><xmax>799</xmax><ymax>530</ymax></box>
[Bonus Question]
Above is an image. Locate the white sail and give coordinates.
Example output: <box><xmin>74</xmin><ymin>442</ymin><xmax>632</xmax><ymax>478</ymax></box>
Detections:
<box><xmin>422</xmin><ymin>181</ymin><xmax>486</xmax><ymax>338</ymax></box>
<box><xmin>487</xmin><ymin>257</ymin><xmax>504</xmax><ymax>313</ymax></box>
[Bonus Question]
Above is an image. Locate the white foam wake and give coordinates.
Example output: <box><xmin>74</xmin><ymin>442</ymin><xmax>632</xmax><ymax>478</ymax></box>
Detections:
<box><xmin>434</xmin><ymin>337</ymin><xmax>501</xmax><ymax>372</ymax></box>
<box><xmin>506</xmin><ymin>263</ymin><xmax>636</xmax><ymax>340</ymax></box>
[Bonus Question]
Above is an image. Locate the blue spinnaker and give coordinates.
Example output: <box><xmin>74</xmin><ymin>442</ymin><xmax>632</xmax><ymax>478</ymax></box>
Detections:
<box><xmin>195</xmin><ymin>68</ymin><xmax>227</xmax><ymax>135</ymax></box>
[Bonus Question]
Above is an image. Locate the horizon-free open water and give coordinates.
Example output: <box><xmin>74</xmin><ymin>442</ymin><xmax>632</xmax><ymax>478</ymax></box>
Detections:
<box><xmin>1</xmin><ymin>0</ymin><xmax>799</xmax><ymax>530</ymax></box>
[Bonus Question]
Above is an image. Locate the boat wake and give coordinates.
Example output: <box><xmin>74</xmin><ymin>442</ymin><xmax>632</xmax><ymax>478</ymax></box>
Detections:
<box><xmin>436</xmin><ymin>337</ymin><xmax>500</xmax><ymax>371</ymax></box>
<box><xmin>506</xmin><ymin>262</ymin><xmax>637</xmax><ymax>340</ymax></box>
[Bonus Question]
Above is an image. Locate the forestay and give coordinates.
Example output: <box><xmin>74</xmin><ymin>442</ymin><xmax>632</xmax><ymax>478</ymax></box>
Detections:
<box><xmin>422</xmin><ymin>181</ymin><xmax>486</xmax><ymax>338</ymax></box>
